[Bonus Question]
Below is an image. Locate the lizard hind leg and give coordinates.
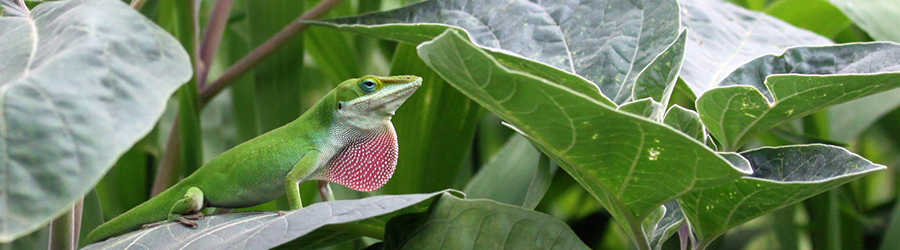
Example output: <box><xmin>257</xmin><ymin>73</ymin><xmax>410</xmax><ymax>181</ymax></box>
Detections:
<box><xmin>143</xmin><ymin>186</ymin><xmax>206</xmax><ymax>229</ymax></box>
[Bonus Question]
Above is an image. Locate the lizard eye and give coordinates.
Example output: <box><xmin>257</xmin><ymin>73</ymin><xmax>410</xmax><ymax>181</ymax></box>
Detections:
<box><xmin>359</xmin><ymin>79</ymin><xmax>377</xmax><ymax>93</ymax></box>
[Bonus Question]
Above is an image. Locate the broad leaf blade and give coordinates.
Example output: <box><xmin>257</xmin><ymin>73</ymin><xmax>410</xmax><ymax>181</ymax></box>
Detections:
<box><xmin>634</xmin><ymin>29</ymin><xmax>687</xmax><ymax>108</ymax></box>
<box><xmin>663</xmin><ymin>105</ymin><xmax>706</xmax><ymax>142</ymax></box>
<box><xmin>679</xmin><ymin>0</ymin><xmax>833</xmax><ymax>94</ymax></box>
<box><xmin>313</xmin><ymin>0</ymin><xmax>682</xmax><ymax>104</ymax></box>
<box><xmin>384</xmin><ymin>193</ymin><xmax>589</xmax><ymax>249</ymax></box>
<box><xmin>417</xmin><ymin>29</ymin><xmax>749</xmax><ymax>243</ymax></box>
<box><xmin>82</xmin><ymin>191</ymin><xmax>450</xmax><ymax>250</ymax></box>
<box><xmin>696</xmin><ymin>42</ymin><xmax>900</xmax><ymax>150</ymax></box>
<box><xmin>678</xmin><ymin>145</ymin><xmax>885</xmax><ymax>246</ymax></box>
<box><xmin>0</xmin><ymin>0</ymin><xmax>191</xmax><ymax>242</ymax></box>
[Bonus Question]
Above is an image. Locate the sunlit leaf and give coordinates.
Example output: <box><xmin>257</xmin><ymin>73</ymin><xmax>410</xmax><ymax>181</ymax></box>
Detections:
<box><xmin>679</xmin><ymin>0</ymin><xmax>833</xmax><ymax>94</ymax></box>
<box><xmin>678</xmin><ymin>145</ymin><xmax>885</xmax><ymax>247</ymax></box>
<box><xmin>696</xmin><ymin>42</ymin><xmax>900</xmax><ymax>150</ymax></box>
<box><xmin>0</xmin><ymin>0</ymin><xmax>190</xmax><ymax>241</ymax></box>
<box><xmin>417</xmin><ymin>29</ymin><xmax>749</xmax><ymax>245</ymax></box>
<box><xmin>82</xmin><ymin>191</ymin><xmax>450</xmax><ymax>250</ymax></box>
<box><xmin>312</xmin><ymin>0</ymin><xmax>682</xmax><ymax>104</ymax></box>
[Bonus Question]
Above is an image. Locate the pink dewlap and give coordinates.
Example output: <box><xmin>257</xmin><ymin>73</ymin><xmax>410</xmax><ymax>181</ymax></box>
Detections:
<box><xmin>323</xmin><ymin>130</ymin><xmax>398</xmax><ymax>192</ymax></box>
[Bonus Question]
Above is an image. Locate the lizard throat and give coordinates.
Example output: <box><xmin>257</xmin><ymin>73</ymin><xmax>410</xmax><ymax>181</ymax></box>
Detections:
<box><xmin>322</xmin><ymin>128</ymin><xmax>398</xmax><ymax>192</ymax></box>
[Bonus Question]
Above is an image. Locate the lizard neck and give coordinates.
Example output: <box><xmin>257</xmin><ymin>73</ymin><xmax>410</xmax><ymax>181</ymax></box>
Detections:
<box><xmin>320</xmin><ymin>122</ymin><xmax>398</xmax><ymax>192</ymax></box>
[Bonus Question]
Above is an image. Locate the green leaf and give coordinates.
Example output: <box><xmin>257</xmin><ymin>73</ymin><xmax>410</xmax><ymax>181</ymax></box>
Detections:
<box><xmin>382</xmin><ymin>44</ymin><xmax>482</xmax><ymax>194</ymax></box>
<box><xmin>696</xmin><ymin>42</ymin><xmax>900</xmax><ymax>150</ymax></box>
<box><xmin>765</xmin><ymin>0</ymin><xmax>852</xmax><ymax>38</ymax></box>
<box><xmin>678</xmin><ymin>144</ymin><xmax>885</xmax><ymax>248</ymax></box>
<box><xmin>679</xmin><ymin>0</ymin><xmax>834</xmax><ymax>94</ymax></box>
<box><xmin>464</xmin><ymin>134</ymin><xmax>555</xmax><ymax>209</ymax></box>
<box><xmin>383</xmin><ymin>193</ymin><xmax>589</xmax><ymax>249</ymax></box>
<box><xmin>647</xmin><ymin>201</ymin><xmax>685</xmax><ymax>250</ymax></box>
<box><xmin>663</xmin><ymin>105</ymin><xmax>706</xmax><ymax>142</ymax></box>
<box><xmin>0</xmin><ymin>0</ymin><xmax>190</xmax><ymax>242</ymax></box>
<box><xmin>827</xmin><ymin>0</ymin><xmax>900</xmax><ymax>42</ymax></box>
<box><xmin>618</xmin><ymin>98</ymin><xmax>664</xmax><ymax>120</ymax></box>
<box><xmin>634</xmin><ymin>29</ymin><xmax>687</xmax><ymax>108</ymax></box>
<box><xmin>312</xmin><ymin>0</ymin><xmax>682</xmax><ymax>104</ymax></box>
<box><xmin>81</xmin><ymin>191</ymin><xmax>450</xmax><ymax>250</ymax></box>
<box><xmin>417</xmin><ymin>29</ymin><xmax>750</xmax><ymax>247</ymax></box>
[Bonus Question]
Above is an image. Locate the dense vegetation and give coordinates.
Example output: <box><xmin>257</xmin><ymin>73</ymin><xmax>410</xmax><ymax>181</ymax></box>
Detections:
<box><xmin>1</xmin><ymin>0</ymin><xmax>899</xmax><ymax>249</ymax></box>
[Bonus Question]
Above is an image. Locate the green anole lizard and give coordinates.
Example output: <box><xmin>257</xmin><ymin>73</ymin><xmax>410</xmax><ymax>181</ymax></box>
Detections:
<box><xmin>85</xmin><ymin>75</ymin><xmax>422</xmax><ymax>244</ymax></box>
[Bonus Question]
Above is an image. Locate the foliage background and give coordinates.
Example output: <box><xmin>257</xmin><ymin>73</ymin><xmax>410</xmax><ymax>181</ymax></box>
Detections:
<box><xmin>2</xmin><ymin>0</ymin><xmax>900</xmax><ymax>249</ymax></box>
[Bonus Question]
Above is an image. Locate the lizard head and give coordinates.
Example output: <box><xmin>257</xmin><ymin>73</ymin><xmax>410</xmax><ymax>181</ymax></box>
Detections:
<box><xmin>321</xmin><ymin>75</ymin><xmax>421</xmax><ymax>192</ymax></box>
<box><xmin>332</xmin><ymin>75</ymin><xmax>422</xmax><ymax>130</ymax></box>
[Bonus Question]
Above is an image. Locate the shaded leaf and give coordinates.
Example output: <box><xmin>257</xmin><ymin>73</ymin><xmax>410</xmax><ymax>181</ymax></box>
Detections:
<box><xmin>648</xmin><ymin>201</ymin><xmax>685</xmax><ymax>250</ymax></box>
<box><xmin>417</xmin><ymin>29</ymin><xmax>749</xmax><ymax>245</ymax></box>
<box><xmin>696</xmin><ymin>42</ymin><xmax>900</xmax><ymax>150</ymax></box>
<box><xmin>0</xmin><ymin>0</ymin><xmax>190</xmax><ymax>241</ymax></box>
<box><xmin>679</xmin><ymin>0</ymin><xmax>833</xmax><ymax>94</ymax></box>
<box><xmin>634</xmin><ymin>29</ymin><xmax>687</xmax><ymax>108</ymax></box>
<box><xmin>384</xmin><ymin>193</ymin><xmax>589</xmax><ymax>249</ymax></box>
<box><xmin>464</xmin><ymin>134</ymin><xmax>554</xmax><ymax>209</ymax></box>
<box><xmin>827</xmin><ymin>0</ymin><xmax>900</xmax><ymax>42</ymax></box>
<box><xmin>618</xmin><ymin>98</ymin><xmax>663</xmax><ymax>120</ymax></box>
<box><xmin>678</xmin><ymin>145</ymin><xmax>885</xmax><ymax>247</ymax></box>
<box><xmin>663</xmin><ymin>105</ymin><xmax>706</xmax><ymax>142</ymax></box>
<box><xmin>82</xmin><ymin>191</ymin><xmax>451</xmax><ymax>250</ymax></box>
<box><xmin>313</xmin><ymin>0</ymin><xmax>682</xmax><ymax>104</ymax></box>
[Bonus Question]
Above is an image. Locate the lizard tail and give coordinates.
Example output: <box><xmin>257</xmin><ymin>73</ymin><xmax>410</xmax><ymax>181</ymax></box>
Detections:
<box><xmin>84</xmin><ymin>183</ymin><xmax>190</xmax><ymax>245</ymax></box>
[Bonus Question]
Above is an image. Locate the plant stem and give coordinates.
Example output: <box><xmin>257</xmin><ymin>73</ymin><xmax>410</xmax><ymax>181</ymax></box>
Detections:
<box><xmin>130</xmin><ymin>0</ymin><xmax>148</xmax><ymax>10</ymax></box>
<box><xmin>72</xmin><ymin>199</ymin><xmax>83</xmax><ymax>247</ymax></box>
<box><xmin>197</xmin><ymin>0</ymin><xmax>234</xmax><ymax>87</ymax></box>
<box><xmin>199</xmin><ymin>0</ymin><xmax>346</xmax><ymax>105</ymax></box>
<box><xmin>48</xmin><ymin>205</ymin><xmax>74</xmax><ymax>250</ymax></box>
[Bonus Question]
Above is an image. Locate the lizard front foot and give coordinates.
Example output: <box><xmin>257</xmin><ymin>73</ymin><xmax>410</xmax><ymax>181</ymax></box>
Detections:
<box><xmin>175</xmin><ymin>212</ymin><xmax>206</xmax><ymax>228</ymax></box>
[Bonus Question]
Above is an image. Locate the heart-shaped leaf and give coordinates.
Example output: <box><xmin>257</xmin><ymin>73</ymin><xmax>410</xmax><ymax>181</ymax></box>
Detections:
<box><xmin>679</xmin><ymin>0</ymin><xmax>834</xmax><ymax>94</ymax></box>
<box><xmin>417</xmin><ymin>29</ymin><xmax>750</xmax><ymax>246</ymax></box>
<box><xmin>696</xmin><ymin>42</ymin><xmax>900</xmax><ymax>150</ymax></box>
<box><xmin>82</xmin><ymin>191</ymin><xmax>452</xmax><ymax>250</ymax></box>
<box><xmin>311</xmin><ymin>0</ymin><xmax>682</xmax><ymax>104</ymax></box>
<box><xmin>384</xmin><ymin>193</ymin><xmax>589</xmax><ymax>249</ymax></box>
<box><xmin>678</xmin><ymin>145</ymin><xmax>885</xmax><ymax>248</ymax></box>
<box><xmin>0</xmin><ymin>0</ymin><xmax>190</xmax><ymax>241</ymax></box>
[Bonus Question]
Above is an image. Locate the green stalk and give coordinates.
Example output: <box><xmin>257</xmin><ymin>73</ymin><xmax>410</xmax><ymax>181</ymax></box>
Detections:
<box><xmin>48</xmin><ymin>206</ymin><xmax>74</xmax><ymax>250</ymax></box>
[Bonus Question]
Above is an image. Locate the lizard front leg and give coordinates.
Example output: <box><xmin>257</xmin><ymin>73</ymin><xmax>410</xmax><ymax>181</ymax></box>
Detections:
<box><xmin>142</xmin><ymin>186</ymin><xmax>205</xmax><ymax>229</ymax></box>
<box><xmin>286</xmin><ymin>151</ymin><xmax>320</xmax><ymax>210</ymax></box>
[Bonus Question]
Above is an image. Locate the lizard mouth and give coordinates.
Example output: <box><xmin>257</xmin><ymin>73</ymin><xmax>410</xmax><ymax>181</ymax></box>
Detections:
<box><xmin>347</xmin><ymin>77</ymin><xmax>422</xmax><ymax>114</ymax></box>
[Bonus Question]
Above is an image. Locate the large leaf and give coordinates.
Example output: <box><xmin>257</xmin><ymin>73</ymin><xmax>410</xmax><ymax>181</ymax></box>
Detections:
<box><xmin>678</xmin><ymin>145</ymin><xmax>885</xmax><ymax>248</ymax></box>
<box><xmin>0</xmin><ymin>0</ymin><xmax>190</xmax><ymax>242</ymax></box>
<box><xmin>82</xmin><ymin>191</ymin><xmax>451</xmax><ymax>250</ymax></box>
<box><xmin>827</xmin><ymin>0</ymin><xmax>900</xmax><ymax>42</ymax></box>
<box><xmin>312</xmin><ymin>0</ymin><xmax>682</xmax><ymax>104</ymax></box>
<box><xmin>696</xmin><ymin>42</ymin><xmax>900</xmax><ymax>150</ymax></box>
<box><xmin>383</xmin><ymin>193</ymin><xmax>589</xmax><ymax>249</ymax></box>
<box><xmin>679</xmin><ymin>0</ymin><xmax>833</xmax><ymax>94</ymax></box>
<box><xmin>417</xmin><ymin>29</ymin><xmax>750</xmax><ymax>246</ymax></box>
